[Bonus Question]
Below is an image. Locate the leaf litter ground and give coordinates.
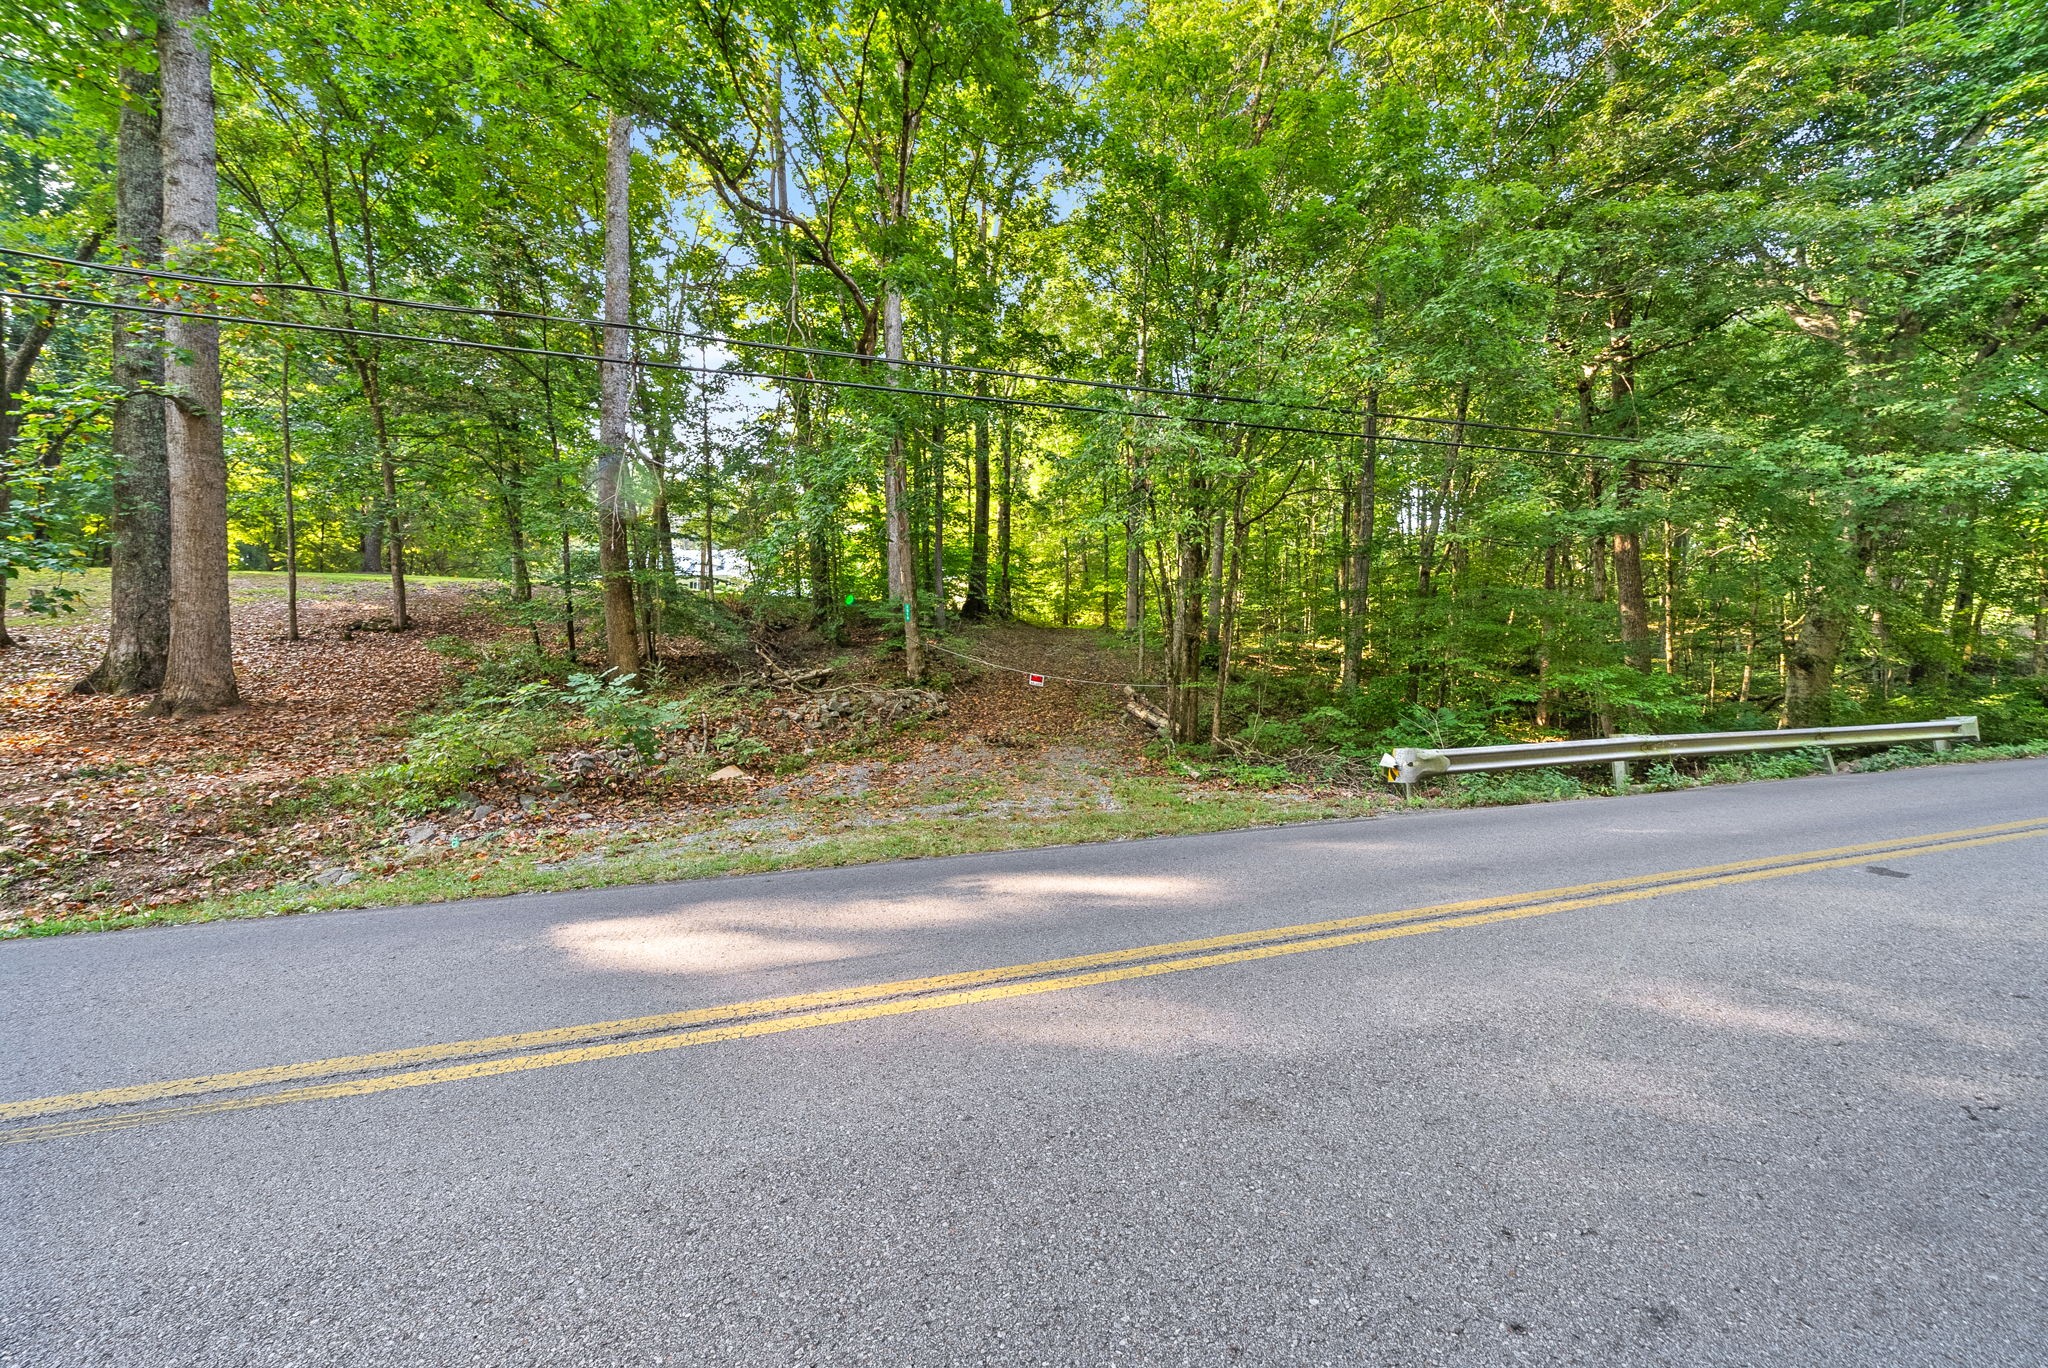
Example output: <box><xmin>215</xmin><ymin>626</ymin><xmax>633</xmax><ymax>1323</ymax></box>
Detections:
<box><xmin>3</xmin><ymin>575</ymin><xmax>1377</xmax><ymax>935</ymax></box>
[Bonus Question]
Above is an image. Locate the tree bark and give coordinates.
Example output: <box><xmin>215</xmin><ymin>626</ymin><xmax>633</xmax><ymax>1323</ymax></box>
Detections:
<box><xmin>1609</xmin><ymin>301</ymin><xmax>1652</xmax><ymax>671</ymax></box>
<box><xmin>961</xmin><ymin>374</ymin><xmax>992</xmax><ymax>618</ymax></box>
<box><xmin>1612</xmin><ymin>462</ymin><xmax>1653</xmax><ymax>671</ymax></box>
<box><xmin>1209</xmin><ymin>480</ymin><xmax>1250</xmax><ymax>744</ymax></box>
<box><xmin>151</xmin><ymin>0</ymin><xmax>238</xmax><ymax>717</ymax></box>
<box><xmin>80</xmin><ymin>65</ymin><xmax>170</xmax><ymax>692</ymax></box>
<box><xmin>1124</xmin><ymin>324</ymin><xmax>1149</xmax><ymax>634</ymax></box>
<box><xmin>1165</xmin><ymin>526</ymin><xmax>1206</xmax><ymax>742</ymax></box>
<box><xmin>995</xmin><ymin>410</ymin><xmax>1014</xmax><ymax>618</ymax></box>
<box><xmin>281</xmin><ymin>344</ymin><xmax>299</xmax><ymax>640</ymax></box>
<box><xmin>930</xmin><ymin>407</ymin><xmax>946</xmax><ymax>628</ymax></box>
<box><xmin>597</xmin><ymin>113</ymin><xmax>641</xmax><ymax>679</ymax></box>
<box><xmin>1785</xmin><ymin>600</ymin><xmax>1849</xmax><ymax>727</ymax></box>
<box><xmin>883</xmin><ymin>289</ymin><xmax>922</xmax><ymax>679</ymax></box>
<box><xmin>1340</xmin><ymin>387</ymin><xmax>1378</xmax><ymax>693</ymax></box>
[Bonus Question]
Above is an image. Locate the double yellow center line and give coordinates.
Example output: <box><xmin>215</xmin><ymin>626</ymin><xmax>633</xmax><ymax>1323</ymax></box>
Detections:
<box><xmin>6</xmin><ymin>816</ymin><xmax>2044</xmax><ymax>1146</ymax></box>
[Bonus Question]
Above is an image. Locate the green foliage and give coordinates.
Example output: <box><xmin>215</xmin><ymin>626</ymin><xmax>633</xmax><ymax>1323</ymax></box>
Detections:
<box><xmin>371</xmin><ymin>664</ymin><xmax>699</xmax><ymax>807</ymax></box>
<box><xmin>380</xmin><ymin>681</ymin><xmax>564</xmax><ymax>808</ymax></box>
<box><xmin>1378</xmin><ymin>706</ymin><xmax>1496</xmax><ymax>753</ymax></box>
<box><xmin>1446</xmin><ymin>770</ymin><xmax>1588</xmax><ymax>806</ymax></box>
<box><xmin>563</xmin><ymin>671</ymin><xmax>686</xmax><ymax>761</ymax></box>
<box><xmin>6</xmin><ymin>0</ymin><xmax>2045</xmax><ymax>764</ymax></box>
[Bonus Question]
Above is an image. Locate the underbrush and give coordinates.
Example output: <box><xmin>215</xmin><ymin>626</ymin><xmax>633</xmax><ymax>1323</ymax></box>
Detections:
<box><xmin>361</xmin><ymin>641</ymin><xmax>726</xmax><ymax>811</ymax></box>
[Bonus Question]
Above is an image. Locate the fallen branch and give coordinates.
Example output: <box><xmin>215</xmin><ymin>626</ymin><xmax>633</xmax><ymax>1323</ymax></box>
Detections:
<box><xmin>1123</xmin><ymin>685</ymin><xmax>1169</xmax><ymax>734</ymax></box>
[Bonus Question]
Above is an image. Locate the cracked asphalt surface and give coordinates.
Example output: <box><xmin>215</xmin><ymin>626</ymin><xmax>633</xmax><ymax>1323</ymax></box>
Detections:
<box><xmin>4</xmin><ymin>759</ymin><xmax>2045</xmax><ymax>1366</ymax></box>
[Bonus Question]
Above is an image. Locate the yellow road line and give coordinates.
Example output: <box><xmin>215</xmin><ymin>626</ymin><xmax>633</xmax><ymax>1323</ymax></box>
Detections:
<box><xmin>6</xmin><ymin>816</ymin><xmax>2042</xmax><ymax>1124</ymax></box>
<box><xmin>4</xmin><ymin>821</ymin><xmax>2042</xmax><ymax>1146</ymax></box>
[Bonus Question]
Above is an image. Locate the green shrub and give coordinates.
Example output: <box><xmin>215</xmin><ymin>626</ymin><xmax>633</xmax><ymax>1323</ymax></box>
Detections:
<box><xmin>1449</xmin><ymin>769</ymin><xmax>1587</xmax><ymax>805</ymax></box>
<box><xmin>1972</xmin><ymin>691</ymin><xmax>2048</xmax><ymax>745</ymax></box>
<box><xmin>564</xmin><ymin>671</ymin><xmax>687</xmax><ymax>760</ymax></box>
<box><xmin>1746</xmin><ymin>747</ymin><xmax>1831</xmax><ymax>780</ymax></box>
<box><xmin>377</xmin><ymin>681</ymin><xmax>563</xmax><ymax>807</ymax></box>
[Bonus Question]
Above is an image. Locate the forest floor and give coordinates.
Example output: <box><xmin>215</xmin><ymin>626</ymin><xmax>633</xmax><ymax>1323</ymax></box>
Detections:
<box><xmin>1</xmin><ymin>573</ymin><xmax>1381</xmax><ymax>937</ymax></box>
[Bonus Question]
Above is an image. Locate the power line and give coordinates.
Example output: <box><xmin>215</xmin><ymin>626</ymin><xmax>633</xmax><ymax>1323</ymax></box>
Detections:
<box><xmin>0</xmin><ymin>288</ymin><xmax>1740</xmax><ymax>471</ymax></box>
<box><xmin>0</xmin><ymin>246</ymin><xmax>1642</xmax><ymax>448</ymax></box>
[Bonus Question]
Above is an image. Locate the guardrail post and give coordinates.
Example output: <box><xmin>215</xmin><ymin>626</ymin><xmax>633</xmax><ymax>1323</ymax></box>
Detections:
<box><xmin>1822</xmin><ymin>748</ymin><xmax>1837</xmax><ymax>774</ymax></box>
<box><xmin>1610</xmin><ymin>759</ymin><xmax>1629</xmax><ymax>792</ymax></box>
<box><xmin>1932</xmin><ymin>738</ymin><xmax>1952</xmax><ymax>754</ymax></box>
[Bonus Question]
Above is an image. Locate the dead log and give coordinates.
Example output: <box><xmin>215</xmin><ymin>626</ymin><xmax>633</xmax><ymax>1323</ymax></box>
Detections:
<box><xmin>1123</xmin><ymin>685</ymin><xmax>1169</xmax><ymax>734</ymax></box>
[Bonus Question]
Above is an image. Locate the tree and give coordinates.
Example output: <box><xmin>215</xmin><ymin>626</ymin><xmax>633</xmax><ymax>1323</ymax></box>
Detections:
<box><xmin>597</xmin><ymin>112</ymin><xmax>640</xmax><ymax>679</ymax></box>
<box><xmin>78</xmin><ymin>52</ymin><xmax>169</xmax><ymax>694</ymax></box>
<box><xmin>149</xmin><ymin>0</ymin><xmax>237</xmax><ymax>717</ymax></box>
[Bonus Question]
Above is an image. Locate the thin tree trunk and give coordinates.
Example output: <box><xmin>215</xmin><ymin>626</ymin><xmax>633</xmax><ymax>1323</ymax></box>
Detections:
<box><xmin>534</xmin><ymin>333</ymin><xmax>576</xmax><ymax>660</ymax></box>
<box><xmin>699</xmin><ymin>378</ymin><xmax>714</xmax><ymax>593</ymax></box>
<box><xmin>1341</xmin><ymin>387</ymin><xmax>1378</xmax><ymax>693</ymax></box>
<box><xmin>962</xmin><ymin>375</ymin><xmax>992</xmax><ymax>618</ymax></box>
<box><xmin>2034</xmin><ymin>564</ymin><xmax>2047</xmax><ymax>677</ymax></box>
<box><xmin>995</xmin><ymin>411</ymin><xmax>1014</xmax><ymax>618</ymax></box>
<box><xmin>1661</xmin><ymin>524</ymin><xmax>1682</xmax><ymax>674</ymax></box>
<box><xmin>1124</xmin><ymin>324</ymin><xmax>1149</xmax><ymax>634</ymax></box>
<box><xmin>81</xmin><ymin>66</ymin><xmax>169</xmax><ymax>691</ymax></box>
<box><xmin>150</xmin><ymin>0</ymin><xmax>238</xmax><ymax>716</ymax></box>
<box><xmin>1415</xmin><ymin>386</ymin><xmax>1467</xmax><ymax>600</ymax></box>
<box><xmin>1205</xmin><ymin>514</ymin><xmax>1226</xmax><ymax>652</ymax></box>
<box><xmin>1612</xmin><ymin>462</ymin><xmax>1652</xmax><ymax>670</ymax></box>
<box><xmin>1209</xmin><ymin>481</ymin><xmax>1250</xmax><ymax>744</ymax></box>
<box><xmin>1950</xmin><ymin>544</ymin><xmax>1979</xmax><ymax>659</ymax></box>
<box><xmin>1536</xmin><ymin>540</ymin><xmax>1557</xmax><ymax>726</ymax></box>
<box><xmin>281</xmin><ymin>344</ymin><xmax>299</xmax><ymax>640</ymax></box>
<box><xmin>1610</xmin><ymin>301</ymin><xmax>1651</xmax><ymax>671</ymax></box>
<box><xmin>369</xmin><ymin>368</ymin><xmax>406</xmax><ymax>629</ymax></box>
<box><xmin>930</xmin><ymin>406</ymin><xmax>946</xmax><ymax>628</ymax></box>
<box><xmin>597</xmin><ymin>113</ymin><xmax>641</xmax><ymax>679</ymax></box>
<box><xmin>883</xmin><ymin>288</ymin><xmax>922</xmax><ymax>679</ymax></box>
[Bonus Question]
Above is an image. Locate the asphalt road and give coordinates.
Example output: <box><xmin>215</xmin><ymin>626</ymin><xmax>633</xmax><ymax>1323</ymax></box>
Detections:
<box><xmin>4</xmin><ymin>759</ymin><xmax>2046</xmax><ymax>1367</ymax></box>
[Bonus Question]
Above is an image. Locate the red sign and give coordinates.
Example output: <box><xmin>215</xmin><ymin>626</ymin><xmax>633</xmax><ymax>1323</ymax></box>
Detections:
<box><xmin>1028</xmin><ymin>674</ymin><xmax>1045</xmax><ymax>687</ymax></box>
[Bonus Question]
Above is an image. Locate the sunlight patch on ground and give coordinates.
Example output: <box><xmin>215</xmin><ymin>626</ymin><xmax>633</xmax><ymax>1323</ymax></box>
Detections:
<box><xmin>1614</xmin><ymin>982</ymin><xmax>1868</xmax><ymax>1041</ymax></box>
<box><xmin>549</xmin><ymin>920</ymin><xmax>860</xmax><ymax>975</ymax></box>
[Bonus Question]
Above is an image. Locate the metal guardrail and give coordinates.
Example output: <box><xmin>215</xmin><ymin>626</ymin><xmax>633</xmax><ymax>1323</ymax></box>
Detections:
<box><xmin>1379</xmin><ymin>716</ymin><xmax>1980</xmax><ymax>792</ymax></box>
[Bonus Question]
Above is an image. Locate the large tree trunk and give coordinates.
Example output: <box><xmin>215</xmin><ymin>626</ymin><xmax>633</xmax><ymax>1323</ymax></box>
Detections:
<box><xmin>80</xmin><ymin>65</ymin><xmax>170</xmax><ymax>693</ymax></box>
<box><xmin>1165</xmin><ymin>524</ymin><xmax>1206</xmax><ymax>742</ymax></box>
<box><xmin>1785</xmin><ymin>599</ymin><xmax>1850</xmax><ymax>727</ymax></box>
<box><xmin>596</xmin><ymin>113</ymin><xmax>641</xmax><ymax>679</ymax></box>
<box><xmin>1612</xmin><ymin>462</ymin><xmax>1653</xmax><ymax>671</ymax></box>
<box><xmin>151</xmin><ymin>0</ymin><xmax>238</xmax><ymax>717</ymax></box>
<box><xmin>1609</xmin><ymin>302</ymin><xmax>1652</xmax><ymax>671</ymax></box>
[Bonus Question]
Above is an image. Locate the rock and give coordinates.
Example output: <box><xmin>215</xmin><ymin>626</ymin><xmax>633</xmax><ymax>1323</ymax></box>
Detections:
<box><xmin>312</xmin><ymin>868</ymin><xmax>359</xmax><ymax>887</ymax></box>
<box><xmin>707</xmin><ymin>765</ymin><xmax>751</xmax><ymax>783</ymax></box>
<box><xmin>471</xmin><ymin>804</ymin><xmax>498</xmax><ymax>821</ymax></box>
<box><xmin>403</xmin><ymin>821</ymin><xmax>442</xmax><ymax>847</ymax></box>
<box><xmin>519</xmin><ymin>796</ymin><xmax>541</xmax><ymax>813</ymax></box>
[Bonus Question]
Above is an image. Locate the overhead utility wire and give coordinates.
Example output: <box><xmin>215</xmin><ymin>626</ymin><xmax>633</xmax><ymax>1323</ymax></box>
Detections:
<box><xmin>1</xmin><ymin>247</ymin><xmax>1639</xmax><ymax>448</ymax></box>
<box><xmin>0</xmin><ymin>290</ymin><xmax>1738</xmax><ymax>472</ymax></box>
<box><xmin>924</xmin><ymin>640</ymin><xmax>1167</xmax><ymax>690</ymax></box>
